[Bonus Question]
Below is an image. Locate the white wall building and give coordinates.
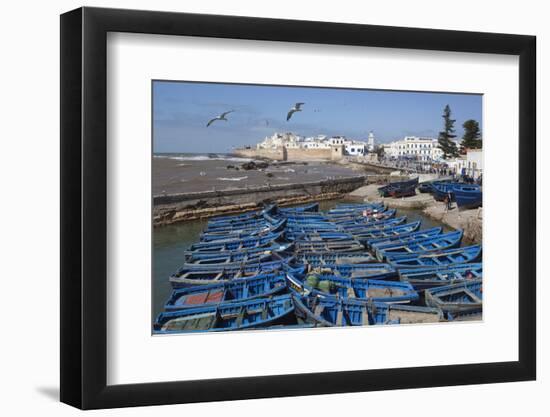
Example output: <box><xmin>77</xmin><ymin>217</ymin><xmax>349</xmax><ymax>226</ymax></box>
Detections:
<box><xmin>386</xmin><ymin>136</ymin><xmax>444</xmax><ymax>161</ymax></box>
<box><xmin>367</xmin><ymin>131</ymin><xmax>375</xmax><ymax>151</ymax></box>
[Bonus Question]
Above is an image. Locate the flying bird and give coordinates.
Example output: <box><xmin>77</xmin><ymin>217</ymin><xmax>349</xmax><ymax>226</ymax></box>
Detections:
<box><xmin>286</xmin><ymin>102</ymin><xmax>305</xmax><ymax>121</ymax></box>
<box><xmin>206</xmin><ymin>110</ymin><xmax>234</xmax><ymax>127</ymax></box>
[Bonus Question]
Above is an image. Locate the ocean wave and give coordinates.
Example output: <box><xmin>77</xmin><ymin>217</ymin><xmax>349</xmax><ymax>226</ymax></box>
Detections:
<box><xmin>154</xmin><ymin>154</ymin><xmax>252</xmax><ymax>162</ymax></box>
<box><xmin>217</xmin><ymin>176</ymin><xmax>249</xmax><ymax>181</ymax></box>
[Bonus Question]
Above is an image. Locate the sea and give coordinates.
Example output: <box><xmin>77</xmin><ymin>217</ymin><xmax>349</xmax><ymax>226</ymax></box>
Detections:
<box><xmin>152</xmin><ymin>152</ymin><xmax>363</xmax><ymax>195</ymax></box>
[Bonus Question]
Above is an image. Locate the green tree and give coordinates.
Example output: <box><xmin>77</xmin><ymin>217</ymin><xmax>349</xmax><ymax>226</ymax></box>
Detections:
<box><xmin>460</xmin><ymin>119</ymin><xmax>482</xmax><ymax>152</ymax></box>
<box><xmin>438</xmin><ymin>105</ymin><xmax>459</xmax><ymax>159</ymax></box>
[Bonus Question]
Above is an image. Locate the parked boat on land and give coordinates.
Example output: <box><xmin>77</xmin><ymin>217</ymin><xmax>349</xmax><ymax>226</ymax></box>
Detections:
<box><xmin>374</xmin><ymin>230</ymin><xmax>463</xmax><ymax>261</ymax></box>
<box><xmin>399</xmin><ymin>263</ymin><xmax>482</xmax><ymax>290</ymax></box>
<box><xmin>154</xmin><ymin>294</ymin><xmax>295</xmax><ymax>333</ymax></box>
<box><xmin>378</xmin><ymin>177</ymin><xmax>419</xmax><ymax>197</ymax></box>
<box><xmin>388</xmin><ymin>245</ymin><xmax>482</xmax><ymax>268</ymax></box>
<box><xmin>164</xmin><ymin>273</ymin><xmax>288</xmax><ymax>311</ymax></box>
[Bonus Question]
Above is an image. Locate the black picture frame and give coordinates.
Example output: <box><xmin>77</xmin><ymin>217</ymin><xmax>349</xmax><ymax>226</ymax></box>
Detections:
<box><xmin>60</xmin><ymin>6</ymin><xmax>536</xmax><ymax>410</ymax></box>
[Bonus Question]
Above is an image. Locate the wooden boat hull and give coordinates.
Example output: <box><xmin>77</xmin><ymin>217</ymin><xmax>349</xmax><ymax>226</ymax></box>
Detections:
<box><xmin>364</xmin><ymin>224</ymin><xmax>440</xmax><ymax>247</ymax></box>
<box><xmin>398</xmin><ymin>263</ymin><xmax>483</xmax><ymax>290</ymax></box>
<box><xmin>389</xmin><ymin>245</ymin><xmax>482</xmax><ymax>268</ymax></box>
<box><xmin>189</xmin><ymin>231</ymin><xmax>284</xmax><ymax>252</ymax></box>
<box><xmin>287</xmin><ymin>274</ymin><xmax>417</xmax><ymax>304</ymax></box>
<box><xmin>170</xmin><ymin>262</ymin><xmax>305</xmax><ymax>288</ymax></box>
<box><xmin>374</xmin><ymin>230</ymin><xmax>463</xmax><ymax>261</ymax></box>
<box><xmin>425</xmin><ymin>279</ymin><xmax>482</xmax><ymax>317</ymax></box>
<box><xmin>154</xmin><ymin>294</ymin><xmax>295</xmax><ymax>333</ymax></box>
<box><xmin>295</xmin><ymin>252</ymin><xmax>376</xmax><ymax>266</ymax></box>
<box><xmin>292</xmin><ymin>294</ymin><xmax>435</xmax><ymax>326</ymax></box>
<box><xmin>164</xmin><ymin>273</ymin><xmax>288</xmax><ymax>311</ymax></box>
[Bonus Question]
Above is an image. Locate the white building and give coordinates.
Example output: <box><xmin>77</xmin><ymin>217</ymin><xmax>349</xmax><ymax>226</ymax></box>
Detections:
<box><xmin>257</xmin><ymin>132</ymin><xmax>304</xmax><ymax>150</ymax></box>
<box><xmin>386</xmin><ymin>136</ymin><xmax>444</xmax><ymax>161</ymax></box>
<box><xmin>367</xmin><ymin>131</ymin><xmax>375</xmax><ymax>151</ymax></box>
<box><xmin>445</xmin><ymin>149</ymin><xmax>483</xmax><ymax>178</ymax></box>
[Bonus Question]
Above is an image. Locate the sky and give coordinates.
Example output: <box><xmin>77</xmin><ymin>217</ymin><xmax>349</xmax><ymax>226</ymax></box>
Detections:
<box><xmin>153</xmin><ymin>81</ymin><xmax>482</xmax><ymax>154</ymax></box>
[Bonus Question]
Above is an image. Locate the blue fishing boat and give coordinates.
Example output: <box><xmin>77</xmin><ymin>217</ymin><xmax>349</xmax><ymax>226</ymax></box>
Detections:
<box><xmin>293</xmin><ymin>295</ymin><xmax>441</xmax><ymax>326</ymax></box>
<box><xmin>182</xmin><ymin>252</ymin><xmax>273</xmax><ymax>266</ymax></box>
<box><xmin>295</xmin><ymin>239</ymin><xmax>364</xmax><ymax>253</ymax></box>
<box><xmin>398</xmin><ymin>263</ymin><xmax>483</xmax><ymax>290</ymax></box>
<box><xmin>336</xmin><ymin>213</ymin><xmax>403</xmax><ymax>229</ymax></box>
<box><xmin>286</xmin><ymin>222</ymin><xmax>340</xmax><ymax>232</ymax></box>
<box><xmin>278</xmin><ymin>202</ymin><xmax>319</xmax><ymax>213</ymax></box>
<box><xmin>431</xmin><ymin>182</ymin><xmax>481</xmax><ymax>204</ymax></box>
<box><xmin>353</xmin><ymin>221</ymin><xmax>426</xmax><ymax>245</ymax></box>
<box><xmin>295</xmin><ymin>252</ymin><xmax>376</xmax><ymax>266</ymax></box>
<box><xmin>200</xmin><ymin>218</ymin><xmax>286</xmax><ymax>242</ymax></box>
<box><xmin>286</xmin><ymin>231</ymin><xmax>355</xmax><ymax>242</ymax></box>
<box><xmin>154</xmin><ymin>294</ymin><xmax>295</xmax><ymax>333</ymax></box>
<box><xmin>164</xmin><ymin>273</ymin><xmax>288</xmax><ymax>311</ymax></box>
<box><xmin>169</xmin><ymin>260</ymin><xmax>305</xmax><ymax>288</ymax></box>
<box><xmin>425</xmin><ymin>279</ymin><xmax>482</xmax><ymax>316</ymax></box>
<box><xmin>389</xmin><ymin>245</ymin><xmax>482</xmax><ymax>268</ymax></box>
<box><xmin>189</xmin><ymin>231</ymin><xmax>284</xmax><ymax>253</ymax></box>
<box><xmin>328</xmin><ymin>208</ymin><xmax>397</xmax><ymax>221</ymax></box>
<box><xmin>453</xmin><ymin>187</ymin><xmax>482</xmax><ymax>210</ymax></box>
<box><xmin>361</xmin><ymin>222</ymin><xmax>437</xmax><ymax>247</ymax></box>
<box><xmin>366</xmin><ymin>226</ymin><xmax>443</xmax><ymax>249</ymax></box>
<box><xmin>287</xmin><ymin>274</ymin><xmax>416</xmax><ymax>303</ymax></box>
<box><xmin>327</xmin><ymin>203</ymin><xmax>386</xmax><ymax>216</ymax></box>
<box><xmin>184</xmin><ymin>243</ymin><xmax>293</xmax><ymax>263</ymax></box>
<box><xmin>312</xmin><ymin>263</ymin><xmax>397</xmax><ymax>280</ymax></box>
<box><xmin>374</xmin><ymin>230</ymin><xmax>463</xmax><ymax>261</ymax></box>
<box><xmin>332</xmin><ymin>202</ymin><xmax>385</xmax><ymax>210</ymax></box>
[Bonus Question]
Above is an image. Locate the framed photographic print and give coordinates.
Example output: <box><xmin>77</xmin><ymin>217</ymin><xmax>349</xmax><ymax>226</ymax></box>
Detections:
<box><xmin>60</xmin><ymin>6</ymin><xmax>536</xmax><ymax>410</ymax></box>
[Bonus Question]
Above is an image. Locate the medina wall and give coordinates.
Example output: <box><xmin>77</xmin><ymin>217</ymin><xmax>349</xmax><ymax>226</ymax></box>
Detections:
<box><xmin>232</xmin><ymin>147</ymin><xmax>285</xmax><ymax>161</ymax></box>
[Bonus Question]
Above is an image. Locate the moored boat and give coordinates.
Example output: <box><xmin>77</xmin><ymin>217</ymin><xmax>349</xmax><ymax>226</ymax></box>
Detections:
<box><xmin>292</xmin><ymin>294</ymin><xmax>434</xmax><ymax>326</ymax></box>
<box><xmin>388</xmin><ymin>245</ymin><xmax>482</xmax><ymax>268</ymax></box>
<box><xmin>287</xmin><ymin>274</ymin><xmax>416</xmax><ymax>303</ymax></box>
<box><xmin>184</xmin><ymin>242</ymin><xmax>294</xmax><ymax>263</ymax></box>
<box><xmin>278</xmin><ymin>202</ymin><xmax>320</xmax><ymax>213</ymax></box>
<box><xmin>295</xmin><ymin>251</ymin><xmax>376</xmax><ymax>266</ymax></box>
<box><xmin>200</xmin><ymin>218</ymin><xmax>286</xmax><ymax>242</ymax></box>
<box><xmin>169</xmin><ymin>260</ymin><xmax>305</xmax><ymax>288</ymax></box>
<box><xmin>154</xmin><ymin>294</ymin><xmax>295</xmax><ymax>333</ymax></box>
<box><xmin>164</xmin><ymin>273</ymin><xmax>288</xmax><ymax>311</ymax></box>
<box><xmin>363</xmin><ymin>223</ymin><xmax>440</xmax><ymax>247</ymax></box>
<box><xmin>295</xmin><ymin>239</ymin><xmax>364</xmax><ymax>253</ymax></box>
<box><xmin>425</xmin><ymin>279</ymin><xmax>482</xmax><ymax>317</ymax></box>
<box><xmin>374</xmin><ymin>230</ymin><xmax>463</xmax><ymax>261</ymax></box>
<box><xmin>189</xmin><ymin>231</ymin><xmax>284</xmax><ymax>253</ymax></box>
<box><xmin>398</xmin><ymin>263</ymin><xmax>482</xmax><ymax>290</ymax></box>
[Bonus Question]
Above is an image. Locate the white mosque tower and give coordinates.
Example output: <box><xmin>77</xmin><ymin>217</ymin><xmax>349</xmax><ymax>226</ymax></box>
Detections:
<box><xmin>367</xmin><ymin>131</ymin><xmax>375</xmax><ymax>151</ymax></box>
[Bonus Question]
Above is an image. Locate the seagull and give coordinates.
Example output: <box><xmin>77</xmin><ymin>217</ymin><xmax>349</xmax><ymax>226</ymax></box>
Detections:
<box><xmin>286</xmin><ymin>102</ymin><xmax>305</xmax><ymax>121</ymax></box>
<box><xmin>206</xmin><ymin>110</ymin><xmax>234</xmax><ymax>127</ymax></box>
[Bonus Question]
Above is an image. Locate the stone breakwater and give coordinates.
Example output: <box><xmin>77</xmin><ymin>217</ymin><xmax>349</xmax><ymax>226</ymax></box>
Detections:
<box><xmin>154</xmin><ymin>176</ymin><xmax>366</xmax><ymax>227</ymax></box>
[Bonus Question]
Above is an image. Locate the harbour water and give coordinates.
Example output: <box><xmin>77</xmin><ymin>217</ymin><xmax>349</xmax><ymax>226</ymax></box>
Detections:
<box><xmin>152</xmin><ymin>200</ymin><xmax>452</xmax><ymax>324</ymax></box>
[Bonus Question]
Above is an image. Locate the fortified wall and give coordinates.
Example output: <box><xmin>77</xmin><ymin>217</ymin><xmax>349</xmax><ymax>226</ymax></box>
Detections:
<box><xmin>233</xmin><ymin>145</ymin><xmax>345</xmax><ymax>162</ymax></box>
